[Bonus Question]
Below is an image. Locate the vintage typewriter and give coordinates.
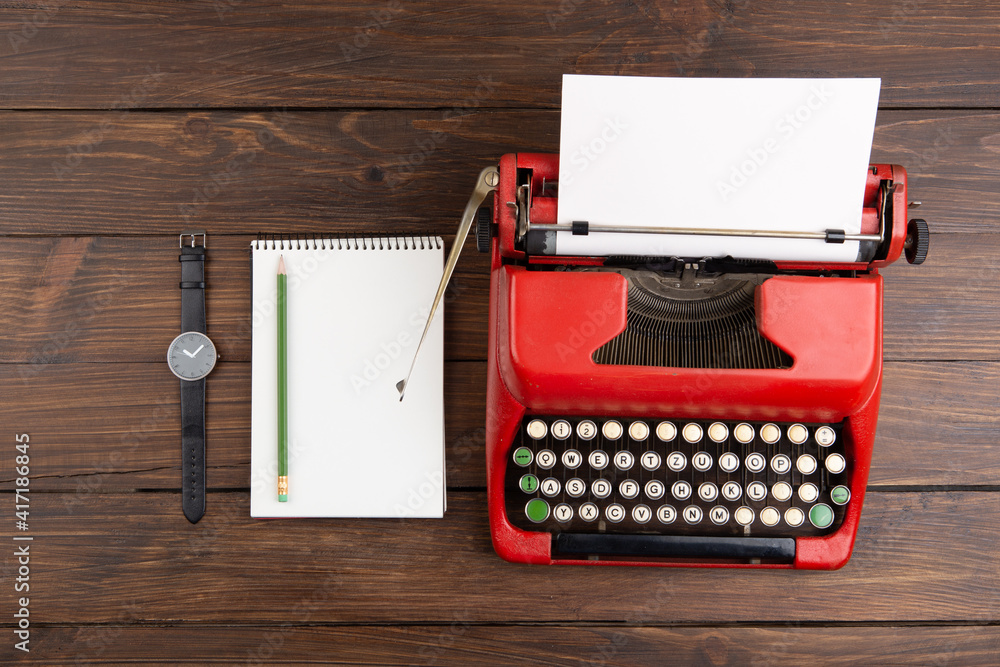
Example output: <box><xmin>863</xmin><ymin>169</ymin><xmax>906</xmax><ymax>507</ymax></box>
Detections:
<box><xmin>441</xmin><ymin>152</ymin><xmax>928</xmax><ymax>569</ymax></box>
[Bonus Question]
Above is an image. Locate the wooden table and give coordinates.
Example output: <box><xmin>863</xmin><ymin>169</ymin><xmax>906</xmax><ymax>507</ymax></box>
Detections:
<box><xmin>1</xmin><ymin>2</ymin><xmax>998</xmax><ymax>664</ymax></box>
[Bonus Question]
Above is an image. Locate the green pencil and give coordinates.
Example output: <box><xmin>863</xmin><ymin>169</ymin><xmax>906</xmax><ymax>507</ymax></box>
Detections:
<box><xmin>277</xmin><ymin>255</ymin><xmax>288</xmax><ymax>501</ymax></box>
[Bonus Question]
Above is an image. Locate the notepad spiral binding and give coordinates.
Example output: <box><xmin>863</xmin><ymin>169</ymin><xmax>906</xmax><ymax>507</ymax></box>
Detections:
<box><xmin>252</xmin><ymin>234</ymin><xmax>443</xmax><ymax>251</ymax></box>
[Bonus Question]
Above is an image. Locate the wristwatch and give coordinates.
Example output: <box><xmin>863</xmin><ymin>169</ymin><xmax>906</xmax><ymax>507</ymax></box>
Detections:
<box><xmin>166</xmin><ymin>232</ymin><xmax>217</xmax><ymax>523</ymax></box>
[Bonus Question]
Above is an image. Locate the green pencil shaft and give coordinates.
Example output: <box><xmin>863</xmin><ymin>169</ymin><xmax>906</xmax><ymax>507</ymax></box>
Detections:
<box><xmin>277</xmin><ymin>271</ymin><xmax>288</xmax><ymax>493</ymax></box>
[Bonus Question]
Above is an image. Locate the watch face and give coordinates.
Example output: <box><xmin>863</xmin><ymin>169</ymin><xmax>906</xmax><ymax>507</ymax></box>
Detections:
<box><xmin>167</xmin><ymin>332</ymin><xmax>217</xmax><ymax>380</ymax></box>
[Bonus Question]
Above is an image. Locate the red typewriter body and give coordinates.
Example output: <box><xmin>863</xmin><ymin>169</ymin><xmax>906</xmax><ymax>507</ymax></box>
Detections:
<box><xmin>480</xmin><ymin>153</ymin><xmax>926</xmax><ymax>570</ymax></box>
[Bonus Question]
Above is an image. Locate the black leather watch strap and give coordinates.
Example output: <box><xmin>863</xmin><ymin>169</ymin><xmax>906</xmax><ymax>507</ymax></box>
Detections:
<box><xmin>179</xmin><ymin>240</ymin><xmax>207</xmax><ymax>523</ymax></box>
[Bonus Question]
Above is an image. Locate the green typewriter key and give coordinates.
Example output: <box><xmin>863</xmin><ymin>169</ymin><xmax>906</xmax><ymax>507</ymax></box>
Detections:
<box><xmin>519</xmin><ymin>474</ymin><xmax>539</xmax><ymax>493</ymax></box>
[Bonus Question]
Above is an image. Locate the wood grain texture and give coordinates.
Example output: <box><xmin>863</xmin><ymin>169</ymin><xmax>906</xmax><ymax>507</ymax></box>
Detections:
<box><xmin>0</xmin><ymin>233</ymin><xmax>996</xmax><ymax>366</ymax></box>
<box><xmin>8</xmin><ymin>625</ymin><xmax>1000</xmax><ymax>665</ymax></box>
<box><xmin>0</xmin><ymin>361</ymin><xmax>996</xmax><ymax>490</ymax></box>
<box><xmin>0</xmin><ymin>110</ymin><xmax>996</xmax><ymax>235</ymax></box>
<box><xmin>2</xmin><ymin>492</ymin><xmax>998</xmax><ymax>628</ymax></box>
<box><xmin>0</xmin><ymin>1</ymin><xmax>998</xmax><ymax>109</ymax></box>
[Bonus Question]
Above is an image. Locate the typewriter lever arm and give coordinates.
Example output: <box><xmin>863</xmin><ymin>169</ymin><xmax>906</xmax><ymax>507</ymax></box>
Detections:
<box><xmin>397</xmin><ymin>166</ymin><xmax>499</xmax><ymax>400</ymax></box>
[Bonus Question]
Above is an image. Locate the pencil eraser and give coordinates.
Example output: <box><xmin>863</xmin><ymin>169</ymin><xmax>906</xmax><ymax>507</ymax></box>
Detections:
<box><xmin>278</xmin><ymin>495</ymin><xmax>288</xmax><ymax>502</ymax></box>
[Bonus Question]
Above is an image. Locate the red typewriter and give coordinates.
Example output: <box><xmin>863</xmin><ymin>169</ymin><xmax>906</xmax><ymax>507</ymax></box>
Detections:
<box><xmin>452</xmin><ymin>153</ymin><xmax>928</xmax><ymax>569</ymax></box>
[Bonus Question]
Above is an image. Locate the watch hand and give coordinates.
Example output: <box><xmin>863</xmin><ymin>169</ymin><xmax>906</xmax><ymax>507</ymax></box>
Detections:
<box><xmin>182</xmin><ymin>349</ymin><xmax>196</xmax><ymax>358</ymax></box>
<box><xmin>191</xmin><ymin>344</ymin><xmax>205</xmax><ymax>357</ymax></box>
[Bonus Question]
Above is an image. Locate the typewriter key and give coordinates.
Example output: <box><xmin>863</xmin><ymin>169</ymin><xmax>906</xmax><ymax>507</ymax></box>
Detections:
<box><xmin>656</xmin><ymin>421</ymin><xmax>677</xmax><ymax>441</ymax></box>
<box><xmin>525</xmin><ymin>498</ymin><xmax>549</xmax><ymax>523</ymax></box>
<box><xmin>640</xmin><ymin>451</ymin><xmax>661</xmax><ymax>471</ymax></box>
<box><xmin>561</xmin><ymin>449</ymin><xmax>582</xmax><ymax>469</ymax></box>
<box><xmin>785</xmin><ymin>507</ymin><xmax>805</xmax><ymax>527</ymax></box>
<box><xmin>771</xmin><ymin>454</ymin><xmax>791</xmax><ymax>474</ymax></box>
<box><xmin>798</xmin><ymin>482</ymin><xmax>819</xmax><ymax>503</ymax></box>
<box><xmin>540</xmin><ymin>477</ymin><xmax>561</xmax><ymax>497</ymax></box>
<box><xmin>657</xmin><ymin>505</ymin><xmax>677</xmax><ymax>524</ymax></box>
<box><xmin>526</xmin><ymin>419</ymin><xmax>548</xmax><ymax>440</ymax></box>
<box><xmin>519</xmin><ymin>474</ymin><xmax>538</xmax><ymax>493</ymax></box>
<box><xmin>576</xmin><ymin>420</ymin><xmax>598</xmax><ymax>440</ymax></box>
<box><xmin>825</xmin><ymin>453</ymin><xmax>846</xmax><ymax>474</ymax></box>
<box><xmin>760</xmin><ymin>507</ymin><xmax>780</xmax><ymax>526</ymax></box>
<box><xmin>719</xmin><ymin>452</ymin><xmax>740</xmax><ymax>472</ymax></box>
<box><xmin>632</xmin><ymin>504</ymin><xmax>652</xmax><ymax>524</ymax></box>
<box><xmin>830</xmin><ymin>485</ymin><xmax>851</xmax><ymax>505</ymax></box>
<box><xmin>628</xmin><ymin>420</ymin><xmax>650</xmax><ymax>441</ymax></box>
<box><xmin>667</xmin><ymin>452</ymin><xmax>687</xmax><ymax>472</ymax></box>
<box><xmin>734</xmin><ymin>423</ymin><xmax>755</xmax><ymax>444</ymax></box>
<box><xmin>787</xmin><ymin>423</ymin><xmax>808</xmax><ymax>445</ymax></box>
<box><xmin>565</xmin><ymin>478</ymin><xmax>586</xmax><ymax>497</ymax></box>
<box><xmin>815</xmin><ymin>426</ymin><xmax>836</xmax><ymax>447</ymax></box>
<box><xmin>579</xmin><ymin>502</ymin><xmax>599</xmax><ymax>522</ymax></box>
<box><xmin>809</xmin><ymin>503</ymin><xmax>835</xmax><ymax>529</ymax></box>
<box><xmin>536</xmin><ymin>449</ymin><xmax>556</xmax><ymax>469</ymax></box>
<box><xmin>605</xmin><ymin>503</ymin><xmax>625</xmax><ymax>523</ymax></box>
<box><xmin>745</xmin><ymin>452</ymin><xmax>766</xmax><ymax>473</ymax></box>
<box><xmin>747</xmin><ymin>481</ymin><xmax>767</xmax><ymax>502</ymax></box>
<box><xmin>513</xmin><ymin>447</ymin><xmax>533</xmax><ymax>467</ymax></box>
<box><xmin>698</xmin><ymin>482</ymin><xmax>718</xmax><ymax>502</ymax></box>
<box><xmin>692</xmin><ymin>452</ymin><xmax>713</xmax><ymax>471</ymax></box>
<box><xmin>708</xmin><ymin>422</ymin><xmax>729</xmax><ymax>443</ymax></box>
<box><xmin>760</xmin><ymin>423</ymin><xmax>781</xmax><ymax>444</ymax></box>
<box><xmin>672</xmin><ymin>480</ymin><xmax>692</xmax><ymax>501</ymax></box>
<box><xmin>796</xmin><ymin>454</ymin><xmax>818</xmax><ymax>475</ymax></box>
<box><xmin>771</xmin><ymin>482</ymin><xmax>792</xmax><ymax>502</ymax></box>
<box><xmin>588</xmin><ymin>450</ymin><xmax>609</xmax><ymax>470</ymax></box>
<box><xmin>554</xmin><ymin>503</ymin><xmax>574</xmax><ymax>522</ymax></box>
<box><xmin>709</xmin><ymin>506</ymin><xmax>730</xmax><ymax>525</ymax></box>
<box><xmin>619</xmin><ymin>479</ymin><xmax>640</xmax><ymax>499</ymax></box>
<box><xmin>645</xmin><ymin>480</ymin><xmax>665</xmax><ymax>500</ymax></box>
<box><xmin>735</xmin><ymin>506</ymin><xmax>755</xmax><ymax>526</ymax></box>
<box><xmin>602</xmin><ymin>420</ymin><xmax>623</xmax><ymax>440</ymax></box>
<box><xmin>614</xmin><ymin>450</ymin><xmax>635</xmax><ymax>471</ymax></box>
<box><xmin>682</xmin><ymin>423</ymin><xmax>703</xmax><ymax>443</ymax></box>
<box><xmin>551</xmin><ymin>420</ymin><xmax>572</xmax><ymax>440</ymax></box>
<box><xmin>592</xmin><ymin>479</ymin><xmax>612</xmax><ymax>499</ymax></box>
<box><xmin>682</xmin><ymin>505</ymin><xmax>703</xmax><ymax>524</ymax></box>
<box><xmin>721</xmin><ymin>481</ymin><xmax>742</xmax><ymax>501</ymax></box>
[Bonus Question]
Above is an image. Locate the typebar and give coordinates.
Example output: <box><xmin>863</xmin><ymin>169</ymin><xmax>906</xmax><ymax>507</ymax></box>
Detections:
<box><xmin>554</xmin><ymin>533</ymin><xmax>795</xmax><ymax>561</ymax></box>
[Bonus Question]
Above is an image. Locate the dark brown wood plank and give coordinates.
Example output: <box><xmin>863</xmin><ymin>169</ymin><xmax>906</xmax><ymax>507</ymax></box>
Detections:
<box><xmin>7</xmin><ymin>624</ymin><xmax>1000</xmax><ymax>665</ymax></box>
<box><xmin>0</xmin><ymin>110</ymin><xmax>995</xmax><ymax>235</ymax></box>
<box><xmin>4</xmin><ymin>492</ymin><xmax>998</xmax><ymax>625</ymax></box>
<box><xmin>0</xmin><ymin>2</ymin><xmax>997</xmax><ymax>109</ymax></box>
<box><xmin>0</xmin><ymin>232</ymin><xmax>994</xmax><ymax>365</ymax></box>
<box><xmin>0</xmin><ymin>360</ymin><xmax>995</xmax><ymax>490</ymax></box>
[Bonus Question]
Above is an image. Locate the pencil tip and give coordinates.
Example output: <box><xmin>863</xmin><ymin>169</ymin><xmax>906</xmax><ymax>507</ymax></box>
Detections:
<box><xmin>396</xmin><ymin>379</ymin><xmax>406</xmax><ymax>400</ymax></box>
<box><xmin>277</xmin><ymin>255</ymin><xmax>286</xmax><ymax>274</ymax></box>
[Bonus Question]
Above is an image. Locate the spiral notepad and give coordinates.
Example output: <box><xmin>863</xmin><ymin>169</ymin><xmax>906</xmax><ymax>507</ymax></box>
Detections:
<box><xmin>249</xmin><ymin>236</ymin><xmax>445</xmax><ymax>518</ymax></box>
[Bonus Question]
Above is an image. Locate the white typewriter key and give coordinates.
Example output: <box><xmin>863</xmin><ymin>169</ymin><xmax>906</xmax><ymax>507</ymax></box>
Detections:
<box><xmin>771</xmin><ymin>482</ymin><xmax>793</xmax><ymax>502</ymax></box>
<box><xmin>632</xmin><ymin>504</ymin><xmax>652</xmax><ymax>524</ymax></box>
<box><xmin>796</xmin><ymin>454</ymin><xmax>818</xmax><ymax>475</ymax></box>
<box><xmin>540</xmin><ymin>478</ymin><xmax>561</xmax><ymax>497</ymax></box>
<box><xmin>760</xmin><ymin>423</ymin><xmax>781</xmax><ymax>444</ymax></box>
<box><xmin>536</xmin><ymin>449</ymin><xmax>557</xmax><ymax>469</ymax></box>
<box><xmin>747</xmin><ymin>481</ymin><xmax>767</xmax><ymax>502</ymax></box>
<box><xmin>734</xmin><ymin>423</ymin><xmax>755</xmax><ymax>444</ymax></box>
<box><xmin>770</xmin><ymin>454</ymin><xmax>792</xmax><ymax>474</ymax></box>
<box><xmin>526</xmin><ymin>419</ymin><xmax>548</xmax><ymax>440</ymax></box>
<box><xmin>551</xmin><ymin>420</ymin><xmax>572</xmax><ymax>440</ymax></box>
<box><xmin>645</xmin><ymin>480</ymin><xmax>665</xmax><ymax>500</ymax></box>
<box><xmin>619</xmin><ymin>479</ymin><xmax>640</xmax><ymax>499</ymax></box>
<box><xmin>656</xmin><ymin>421</ymin><xmax>678</xmax><ymax>442</ymax></box>
<box><xmin>745</xmin><ymin>452</ymin><xmax>766</xmax><ymax>473</ymax></box>
<box><xmin>591</xmin><ymin>479</ymin><xmax>612</xmax><ymax>499</ymax></box>
<box><xmin>698</xmin><ymin>482</ymin><xmax>719</xmax><ymax>502</ymax></box>
<box><xmin>576</xmin><ymin>420</ymin><xmax>598</xmax><ymax>440</ymax></box>
<box><xmin>709</xmin><ymin>505</ymin><xmax>730</xmax><ymax>525</ymax></box>
<box><xmin>565</xmin><ymin>478</ymin><xmax>586</xmax><ymax>498</ymax></box>
<box><xmin>692</xmin><ymin>452</ymin><xmax>713</xmax><ymax>472</ymax></box>
<box><xmin>708</xmin><ymin>422</ymin><xmax>729</xmax><ymax>443</ymax></box>
<box><xmin>672</xmin><ymin>480</ymin><xmax>692</xmax><ymax>501</ymax></box>
<box><xmin>760</xmin><ymin>506</ymin><xmax>781</xmax><ymax>527</ymax></box>
<box><xmin>588</xmin><ymin>450</ymin><xmax>609</xmax><ymax>470</ymax></box>
<box><xmin>605</xmin><ymin>503</ymin><xmax>626</xmax><ymax>523</ymax></box>
<box><xmin>784</xmin><ymin>507</ymin><xmax>805</xmax><ymax>528</ymax></box>
<box><xmin>628</xmin><ymin>420</ymin><xmax>650</xmax><ymax>441</ymax></box>
<box><xmin>722</xmin><ymin>481</ymin><xmax>742</xmax><ymax>501</ymax></box>
<box><xmin>798</xmin><ymin>482</ymin><xmax>820</xmax><ymax>503</ymax></box>
<box><xmin>579</xmin><ymin>502</ymin><xmax>599</xmax><ymax>522</ymax></box>
<box><xmin>683</xmin><ymin>505</ymin><xmax>703</xmax><ymax>524</ymax></box>
<box><xmin>815</xmin><ymin>426</ymin><xmax>836</xmax><ymax>447</ymax></box>
<box><xmin>667</xmin><ymin>452</ymin><xmax>687</xmax><ymax>472</ymax></box>
<box><xmin>553</xmin><ymin>503</ymin><xmax>574</xmax><ymax>522</ymax></box>
<box><xmin>561</xmin><ymin>449</ymin><xmax>582</xmax><ymax>469</ymax></box>
<box><xmin>602</xmin><ymin>420</ymin><xmax>623</xmax><ymax>440</ymax></box>
<box><xmin>682</xmin><ymin>422</ymin><xmax>703</xmax><ymax>443</ymax></box>
<box><xmin>719</xmin><ymin>452</ymin><xmax>740</xmax><ymax>473</ymax></box>
<box><xmin>640</xmin><ymin>451</ymin><xmax>661</xmax><ymax>471</ymax></box>
<box><xmin>825</xmin><ymin>453</ymin><xmax>847</xmax><ymax>474</ymax></box>
<box><xmin>735</xmin><ymin>506</ymin><xmax>755</xmax><ymax>526</ymax></box>
<box><xmin>614</xmin><ymin>450</ymin><xmax>635</xmax><ymax>471</ymax></box>
<box><xmin>787</xmin><ymin>423</ymin><xmax>808</xmax><ymax>445</ymax></box>
<box><xmin>657</xmin><ymin>504</ymin><xmax>677</xmax><ymax>524</ymax></box>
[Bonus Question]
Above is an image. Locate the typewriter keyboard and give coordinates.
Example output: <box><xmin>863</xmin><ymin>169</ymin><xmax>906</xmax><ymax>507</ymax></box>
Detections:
<box><xmin>505</xmin><ymin>416</ymin><xmax>850</xmax><ymax>538</ymax></box>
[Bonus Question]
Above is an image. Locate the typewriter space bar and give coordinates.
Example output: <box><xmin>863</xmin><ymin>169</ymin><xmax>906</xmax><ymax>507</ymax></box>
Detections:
<box><xmin>554</xmin><ymin>533</ymin><xmax>795</xmax><ymax>561</ymax></box>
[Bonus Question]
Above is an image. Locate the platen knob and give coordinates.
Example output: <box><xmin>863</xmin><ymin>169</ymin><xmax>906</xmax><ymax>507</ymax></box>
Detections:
<box><xmin>904</xmin><ymin>218</ymin><xmax>929</xmax><ymax>265</ymax></box>
<box><xmin>476</xmin><ymin>206</ymin><xmax>494</xmax><ymax>253</ymax></box>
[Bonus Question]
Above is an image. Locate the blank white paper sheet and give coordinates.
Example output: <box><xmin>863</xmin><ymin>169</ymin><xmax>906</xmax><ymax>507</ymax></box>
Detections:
<box><xmin>557</xmin><ymin>75</ymin><xmax>881</xmax><ymax>262</ymax></box>
<box><xmin>250</xmin><ymin>237</ymin><xmax>445</xmax><ymax>518</ymax></box>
